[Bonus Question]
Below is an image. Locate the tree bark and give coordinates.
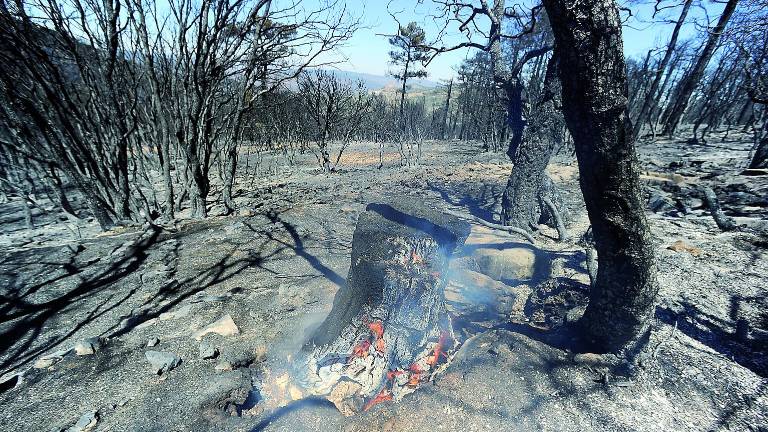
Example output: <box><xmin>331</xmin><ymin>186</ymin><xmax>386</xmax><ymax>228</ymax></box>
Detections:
<box><xmin>543</xmin><ymin>0</ymin><xmax>659</xmax><ymax>352</ymax></box>
<box><xmin>501</xmin><ymin>55</ymin><xmax>566</xmax><ymax>233</ymax></box>
<box><xmin>662</xmin><ymin>0</ymin><xmax>739</xmax><ymax>137</ymax></box>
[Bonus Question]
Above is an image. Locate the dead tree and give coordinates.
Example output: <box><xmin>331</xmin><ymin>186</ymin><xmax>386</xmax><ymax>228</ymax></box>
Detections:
<box><xmin>298</xmin><ymin>71</ymin><xmax>372</xmax><ymax>172</ymax></box>
<box><xmin>632</xmin><ymin>0</ymin><xmax>693</xmax><ymax>140</ymax></box>
<box><xmin>662</xmin><ymin>0</ymin><xmax>739</xmax><ymax>136</ymax></box>
<box><xmin>422</xmin><ymin>1</ymin><xmax>566</xmax><ymax>235</ymax></box>
<box><xmin>501</xmin><ymin>54</ymin><xmax>568</xmax><ymax>237</ymax></box>
<box><xmin>544</xmin><ymin>0</ymin><xmax>659</xmax><ymax>352</ymax></box>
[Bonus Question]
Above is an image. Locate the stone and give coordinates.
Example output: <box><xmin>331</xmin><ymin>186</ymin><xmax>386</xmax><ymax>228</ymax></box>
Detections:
<box><xmin>667</xmin><ymin>240</ymin><xmax>703</xmax><ymax>257</ymax></box>
<box><xmin>564</xmin><ymin>306</ymin><xmax>586</xmax><ymax>324</ymax></box>
<box><xmin>67</xmin><ymin>411</ymin><xmax>98</xmax><ymax>432</ymax></box>
<box><xmin>33</xmin><ymin>349</ymin><xmax>71</xmax><ymax>369</ymax></box>
<box><xmin>648</xmin><ymin>190</ymin><xmax>675</xmax><ymax>213</ymax></box>
<box><xmin>199</xmin><ymin>343</ymin><xmax>219</xmax><ymax>360</ymax></box>
<box><xmin>472</xmin><ymin>247</ymin><xmax>538</xmax><ymax>282</ymax></box>
<box><xmin>145</xmin><ymin>351</ymin><xmax>181</xmax><ymax>375</ymax></box>
<box><xmin>193</xmin><ymin>314</ymin><xmax>240</xmax><ymax>340</ymax></box>
<box><xmin>74</xmin><ymin>338</ymin><xmax>100</xmax><ymax>356</ymax></box>
<box><xmin>215</xmin><ymin>361</ymin><xmax>234</xmax><ymax>372</ymax></box>
<box><xmin>158</xmin><ymin>304</ymin><xmax>193</xmax><ymax>321</ymax></box>
<box><xmin>147</xmin><ymin>337</ymin><xmax>160</xmax><ymax>348</ymax></box>
<box><xmin>445</xmin><ymin>269</ymin><xmax>524</xmax><ymax>320</ymax></box>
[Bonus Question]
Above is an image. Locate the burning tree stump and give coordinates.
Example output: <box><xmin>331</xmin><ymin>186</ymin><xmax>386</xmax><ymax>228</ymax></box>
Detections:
<box><xmin>266</xmin><ymin>202</ymin><xmax>470</xmax><ymax>415</ymax></box>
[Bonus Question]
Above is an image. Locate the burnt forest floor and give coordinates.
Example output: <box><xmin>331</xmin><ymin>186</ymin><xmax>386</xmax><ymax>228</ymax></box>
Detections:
<box><xmin>1</xmin><ymin>130</ymin><xmax>767</xmax><ymax>432</ymax></box>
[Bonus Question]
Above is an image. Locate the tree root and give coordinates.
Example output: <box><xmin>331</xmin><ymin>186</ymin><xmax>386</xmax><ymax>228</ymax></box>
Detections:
<box><xmin>700</xmin><ymin>186</ymin><xmax>739</xmax><ymax>231</ymax></box>
<box><xmin>443</xmin><ymin>208</ymin><xmax>535</xmax><ymax>244</ymax></box>
<box><xmin>541</xmin><ymin>196</ymin><xmax>569</xmax><ymax>241</ymax></box>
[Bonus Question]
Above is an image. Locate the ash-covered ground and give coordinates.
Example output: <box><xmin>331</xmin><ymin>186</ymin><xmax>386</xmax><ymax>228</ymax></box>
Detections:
<box><xmin>1</xmin><ymin>134</ymin><xmax>767</xmax><ymax>432</ymax></box>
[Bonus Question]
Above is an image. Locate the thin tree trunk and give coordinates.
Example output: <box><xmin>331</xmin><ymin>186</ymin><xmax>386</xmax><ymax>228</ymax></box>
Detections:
<box><xmin>662</xmin><ymin>0</ymin><xmax>739</xmax><ymax>136</ymax></box>
<box><xmin>632</xmin><ymin>0</ymin><xmax>693</xmax><ymax>140</ymax></box>
<box><xmin>544</xmin><ymin>0</ymin><xmax>659</xmax><ymax>353</ymax></box>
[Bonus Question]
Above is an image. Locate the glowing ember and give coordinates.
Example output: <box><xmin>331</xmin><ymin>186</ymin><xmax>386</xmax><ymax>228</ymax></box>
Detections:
<box><xmin>386</xmin><ymin>369</ymin><xmax>404</xmax><ymax>380</ymax></box>
<box><xmin>368</xmin><ymin>321</ymin><xmax>384</xmax><ymax>339</ymax></box>
<box><xmin>363</xmin><ymin>388</ymin><xmax>393</xmax><ymax>411</ymax></box>
<box><xmin>350</xmin><ymin>340</ymin><xmax>371</xmax><ymax>360</ymax></box>
<box><xmin>426</xmin><ymin>332</ymin><xmax>451</xmax><ymax>366</ymax></box>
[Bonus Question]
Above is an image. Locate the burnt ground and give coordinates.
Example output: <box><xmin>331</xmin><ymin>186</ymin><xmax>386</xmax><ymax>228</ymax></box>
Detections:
<box><xmin>1</xmin><ymin>132</ymin><xmax>767</xmax><ymax>431</ymax></box>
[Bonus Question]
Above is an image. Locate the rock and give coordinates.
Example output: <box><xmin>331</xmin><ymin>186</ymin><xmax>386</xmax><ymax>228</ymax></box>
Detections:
<box><xmin>472</xmin><ymin>247</ymin><xmax>538</xmax><ymax>282</ymax></box>
<box><xmin>445</xmin><ymin>269</ymin><xmax>525</xmax><ymax>321</ymax></box>
<box><xmin>199</xmin><ymin>343</ymin><xmax>219</xmax><ymax>360</ymax></box>
<box><xmin>145</xmin><ymin>351</ymin><xmax>182</xmax><ymax>375</ymax></box>
<box><xmin>193</xmin><ymin>314</ymin><xmax>240</xmax><ymax>340</ymax></box>
<box><xmin>648</xmin><ymin>190</ymin><xmax>675</xmax><ymax>213</ymax></box>
<box><xmin>573</xmin><ymin>352</ymin><xmax>621</xmax><ymax>367</ymax></box>
<box><xmin>215</xmin><ymin>361</ymin><xmax>234</xmax><ymax>372</ymax></box>
<box><xmin>74</xmin><ymin>338</ymin><xmax>101</xmax><ymax>356</ymax></box>
<box><xmin>33</xmin><ymin>349</ymin><xmax>71</xmax><ymax>369</ymax></box>
<box><xmin>147</xmin><ymin>337</ymin><xmax>160</xmax><ymax>348</ymax></box>
<box><xmin>67</xmin><ymin>411</ymin><xmax>98</xmax><ymax>432</ymax></box>
<box><xmin>158</xmin><ymin>304</ymin><xmax>193</xmax><ymax>321</ymax></box>
<box><xmin>667</xmin><ymin>240</ymin><xmax>703</xmax><ymax>257</ymax></box>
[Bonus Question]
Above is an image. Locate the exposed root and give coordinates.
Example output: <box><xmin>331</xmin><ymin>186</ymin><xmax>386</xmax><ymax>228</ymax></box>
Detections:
<box><xmin>443</xmin><ymin>208</ymin><xmax>536</xmax><ymax>244</ymax></box>
<box><xmin>541</xmin><ymin>196</ymin><xmax>569</xmax><ymax>241</ymax></box>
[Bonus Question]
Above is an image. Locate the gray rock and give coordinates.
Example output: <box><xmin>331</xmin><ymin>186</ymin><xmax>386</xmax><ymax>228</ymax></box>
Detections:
<box><xmin>147</xmin><ymin>337</ymin><xmax>160</xmax><ymax>347</ymax></box>
<box><xmin>74</xmin><ymin>338</ymin><xmax>100</xmax><ymax>356</ymax></box>
<box><xmin>199</xmin><ymin>343</ymin><xmax>219</xmax><ymax>360</ymax></box>
<box><xmin>145</xmin><ymin>351</ymin><xmax>181</xmax><ymax>375</ymax></box>
<box><xmin>66</xmin><ymin>411</ymin><xmax>98</xmax><ymax>432</ymax></box>
<box><xmin>648</xmin><ymin>190</ymin><xmax>675</xmax><ymax>213</ymax></box>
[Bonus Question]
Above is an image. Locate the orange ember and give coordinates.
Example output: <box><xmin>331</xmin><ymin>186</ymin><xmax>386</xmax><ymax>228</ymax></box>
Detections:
<box><xmin>426</xmin><ymin>332</ymin><xmax>451</xmax><ymax>366</ymax></box>
<box><xmin>368</xmin><ymin>321</ymin><xmax>385</xmax><ymax>352</ymax></box>
<box><xmin>386</xmin><ymin>369</ymin><xmax>404</xmax><ymax>380</ymax></box>
<box><xmin>350</xmin><ymin>340</ymin><xmax>371</xmax><ymax>360</ymax></box>
<box><xmin>368</xmin><ymin>321</ymin><xmax>384</xmax><ymax>339</ymax></box>
<box><xmin>363</xmin><ymin>388</ymin><xmax>393</xmax><ymax>411</ymax></box>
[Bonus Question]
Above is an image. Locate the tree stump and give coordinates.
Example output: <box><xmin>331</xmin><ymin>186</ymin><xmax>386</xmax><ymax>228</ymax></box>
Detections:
<box><xmin>283</xmin><ymin>201</ymin><xmax>470</xmax><ymax>414</ymax></box>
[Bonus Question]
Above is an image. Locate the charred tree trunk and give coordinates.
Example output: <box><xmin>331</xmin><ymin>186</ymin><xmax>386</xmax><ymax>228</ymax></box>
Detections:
<box><xmin>291</xmin><ymin>201</ymin><xmax>470</xmax><ymax>414</ymax></box>
<box><xmin>662</xmin><ymin>0</ymin><xmax>739</xmax><ymax>137</ymax></box>
<box><xmin>501</xmin><ymin>55</ymin><xmax>567</xmax><ymax>235</ymax></box>
<box><xmin>544</xmin><ymin>0</ymin><xmax>659</xmax><ymax>352</ymax></box>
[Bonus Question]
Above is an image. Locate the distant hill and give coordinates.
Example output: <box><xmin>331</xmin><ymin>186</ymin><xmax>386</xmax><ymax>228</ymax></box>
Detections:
<box><xmin>324</xmin><ymin>69</ymin><xmax>442</xmax><ymax>91</ymax></box>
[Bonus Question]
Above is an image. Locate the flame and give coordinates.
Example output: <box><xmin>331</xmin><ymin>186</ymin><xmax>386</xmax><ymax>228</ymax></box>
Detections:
<box><xmin>363</xmin><ymin>388</ymin><xmax>393</xmax><ymax>411</ymax></box>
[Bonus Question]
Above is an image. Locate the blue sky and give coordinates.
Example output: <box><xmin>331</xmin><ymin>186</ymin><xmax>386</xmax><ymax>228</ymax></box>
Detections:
<box><xmin>308</xmin><ymin>0</ymin><xmax>727</xmax><ymax>81</ymax></box>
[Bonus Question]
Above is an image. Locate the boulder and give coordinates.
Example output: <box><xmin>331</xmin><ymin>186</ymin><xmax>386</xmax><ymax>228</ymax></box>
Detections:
<box><xmin>145</xmin><ymin>351</ymin><xmax>181</xmax><ymax>375</ymax></box>
<box><xmin>472</xmin><ymin>247</ymin><xmax>537</xmax><ymax>282</ymax></box>
<box><xmin>194</xmin><ymin>314</ymin><xmax>240</xmax><ymax>340</ymax></box>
